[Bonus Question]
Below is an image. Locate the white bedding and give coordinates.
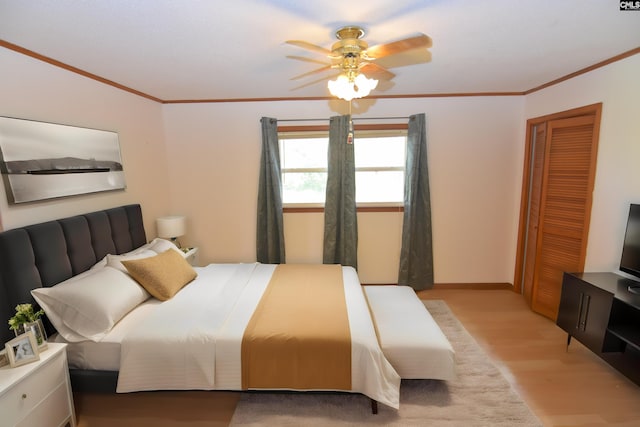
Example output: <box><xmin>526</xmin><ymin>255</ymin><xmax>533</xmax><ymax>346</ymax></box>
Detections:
<box><xmin>67</xmin><ymin>263</ymin><xmax>401</xmax><ymax>409</ymax></box>
<box><xmin>364</xmin><ymin>285</ymin><xmax>456</xmax><ymax>381</ymax></box>
<box><xmin>54</xmin><ymin>300</ymin><xmax>159</xmax><ymax>370</ymax></box>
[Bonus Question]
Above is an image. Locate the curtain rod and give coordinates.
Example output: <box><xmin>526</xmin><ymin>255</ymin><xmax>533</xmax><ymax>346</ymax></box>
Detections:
<box><xmin>276</xmin><ymin>116</ymin><xmax>411</xmax><ymax>123</ymax></box>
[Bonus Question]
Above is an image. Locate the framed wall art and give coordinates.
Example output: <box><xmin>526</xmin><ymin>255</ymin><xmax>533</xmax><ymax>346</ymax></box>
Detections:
<box><xmin>0</xmin><ymin>116</ymin><xmax>126</xmax><ymax>204</ymax></box>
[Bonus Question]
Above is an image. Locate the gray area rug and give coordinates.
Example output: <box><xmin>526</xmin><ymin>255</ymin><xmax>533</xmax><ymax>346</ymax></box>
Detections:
<box><xmin>229</xmin><ymin>300</ymin><xmax>542</xmax><ymax>426</ymax></box>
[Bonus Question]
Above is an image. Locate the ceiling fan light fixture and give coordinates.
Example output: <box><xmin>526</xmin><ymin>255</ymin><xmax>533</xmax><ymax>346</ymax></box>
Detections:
<box><xmin>328</xmin><ymin>73</ymin><xmax>378</xmax><ymax>101</ymax></box>
<box><xmin>287</xmin><ymin>25</ymin><xmax>430</xmax><ymax>99</ymax></box>
<box><xmin>355</xmin><ymin>73</ymin><xmax>378</xmax><ymax>92</ymax></box>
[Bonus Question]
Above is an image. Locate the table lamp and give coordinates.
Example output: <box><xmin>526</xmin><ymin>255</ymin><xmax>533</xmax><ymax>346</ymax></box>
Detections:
<box><xmin>156</xmin><ymin>215</ymin><xmax>186</xmax><ymax>247</ymax></box>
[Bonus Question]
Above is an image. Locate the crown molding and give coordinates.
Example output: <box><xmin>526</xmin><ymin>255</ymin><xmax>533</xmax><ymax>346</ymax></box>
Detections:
<box><xmin>2</xmin><ymin>39</ymin><xmax>638</xmax><ymax>104</ymax></box>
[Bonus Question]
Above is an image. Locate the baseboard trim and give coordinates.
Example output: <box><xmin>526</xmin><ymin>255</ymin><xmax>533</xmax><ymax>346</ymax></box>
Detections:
<box><xmin>432</xmin><ymin>283</ymin><xmax>514</xmax><ymax>290</ymax></box>
<box><xmin>362</xmin><ymin>283</ymin><xmax>514</xmax><ymax>290</ymax></box>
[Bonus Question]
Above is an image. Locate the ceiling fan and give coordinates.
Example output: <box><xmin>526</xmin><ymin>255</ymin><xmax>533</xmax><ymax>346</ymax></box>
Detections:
<box><xmin>286</xmin><ymin>26</ymin><xmax>432</xmax><ymax>100</ymax></box>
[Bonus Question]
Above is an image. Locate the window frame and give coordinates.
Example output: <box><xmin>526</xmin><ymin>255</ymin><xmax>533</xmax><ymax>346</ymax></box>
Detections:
<box><xmin>278</xmin><ymin>123</ymin><xmax>408</xmax><ymax>212</ymax></box>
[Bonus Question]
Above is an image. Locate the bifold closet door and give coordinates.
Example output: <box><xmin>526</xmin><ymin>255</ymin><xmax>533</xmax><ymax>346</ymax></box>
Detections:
<box><xmin>529</xmin><ymin>114</ymin><xmax>599</xmax><ymax>320</ymax></box>
<box><xmin>522</xmin><ymin>123</ymin><xmax>546</xmax><ymax>306</ymax></box>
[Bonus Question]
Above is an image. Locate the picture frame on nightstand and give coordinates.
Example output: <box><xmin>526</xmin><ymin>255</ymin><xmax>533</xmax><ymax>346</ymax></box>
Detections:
<box><xmin>5</xmin><ymin>331</ymin><xmax>40</xmax><ymax>368</ymax></box>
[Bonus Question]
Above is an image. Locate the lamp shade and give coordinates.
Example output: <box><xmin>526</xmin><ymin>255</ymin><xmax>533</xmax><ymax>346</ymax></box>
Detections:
<box><xmin>156</xmin><ymin>215</ymin><xmax>186</xmax><ymax>239</ymax></box>
<box><xmin>328</xmin><ymin>73</ymin><xmax>378</xmax><ymax>101</ymax></box>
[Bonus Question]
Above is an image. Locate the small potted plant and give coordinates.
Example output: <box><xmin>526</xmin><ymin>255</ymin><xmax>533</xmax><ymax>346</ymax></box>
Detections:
<box><xmin>8</xmin><ymin>303</ymin><xmax>47</xmax><ymax>350</ymax></box>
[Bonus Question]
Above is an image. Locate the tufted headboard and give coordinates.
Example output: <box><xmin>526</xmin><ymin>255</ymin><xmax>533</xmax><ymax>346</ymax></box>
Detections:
<box><xmin>0</xmin><ymin>204</ymin><xmax>146</xmax><ymax>345</ymax></box>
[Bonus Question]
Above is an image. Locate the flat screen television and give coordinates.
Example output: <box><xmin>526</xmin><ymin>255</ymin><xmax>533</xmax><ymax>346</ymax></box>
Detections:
<box><xmin>620</xmin><ymin>204</ymin><xmax>640</xmax><ymax>292</ymax></box>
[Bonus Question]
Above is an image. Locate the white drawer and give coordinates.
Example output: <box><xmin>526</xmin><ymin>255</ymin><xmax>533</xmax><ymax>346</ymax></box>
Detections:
<box><xmin>0</xmin><ymin>351</ymin><xmax>65</xmax><ymax>426</ymax></box>
<box><xmin>17</xmin><ymin>382</ymin><xmax>72</xmax><ymax>427</ymax></box>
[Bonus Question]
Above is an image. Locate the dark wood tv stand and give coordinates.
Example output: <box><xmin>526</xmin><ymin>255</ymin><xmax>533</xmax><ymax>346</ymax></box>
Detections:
<box><xmin>557</xmin><ymin>272</ymin><xmax>640</xmax><ymax>386</ymax></box>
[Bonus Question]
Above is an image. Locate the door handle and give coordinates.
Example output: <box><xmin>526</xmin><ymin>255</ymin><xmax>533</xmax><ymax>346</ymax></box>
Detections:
<box><xmin>576</xmin><ymin>292</ymin><xmax>585</xmax><ymax>330</ymax></box>
<box><xmin>580</xmin><ymin>294</ymin><xmax>591</xmax><ymax>331</ymax></box>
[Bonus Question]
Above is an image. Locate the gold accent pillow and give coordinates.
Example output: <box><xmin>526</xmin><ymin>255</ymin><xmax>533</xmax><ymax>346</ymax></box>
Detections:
<box><xmin>122</xmin><ymin>249</ymin><xmax>197</xmax><ymax>301</ymax></box>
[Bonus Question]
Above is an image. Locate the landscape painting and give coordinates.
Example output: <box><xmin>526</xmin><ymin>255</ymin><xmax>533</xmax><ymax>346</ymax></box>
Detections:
<box><xmin>0</xmin><ymin>116</ymin><xmax>126</xmax><ymax>204</ymax></box>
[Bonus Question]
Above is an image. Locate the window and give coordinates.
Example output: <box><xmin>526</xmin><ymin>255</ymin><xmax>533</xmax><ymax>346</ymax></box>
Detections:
<box><xmin>279</xmin><ymin>126</ymin><xmax>407</xmax><ymax>206</ymax></box>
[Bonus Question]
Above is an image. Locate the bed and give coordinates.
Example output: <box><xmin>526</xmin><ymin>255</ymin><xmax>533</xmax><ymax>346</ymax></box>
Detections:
<box><xmin>0</xmin><ymin>204</ymin><xmax>401</xmax><ymax>410</ymax></box>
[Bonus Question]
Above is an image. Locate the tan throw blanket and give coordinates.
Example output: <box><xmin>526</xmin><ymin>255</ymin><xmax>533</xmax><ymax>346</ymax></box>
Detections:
<box><xmin>241</xmin><ymin>264</ymin><xmax>352</xmax><ymax>390</ymax></box>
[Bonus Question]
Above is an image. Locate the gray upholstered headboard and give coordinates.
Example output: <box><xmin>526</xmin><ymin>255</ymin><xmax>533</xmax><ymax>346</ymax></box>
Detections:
<box><xmin>0</xmin><ymin>204</ymin><xmax>146</xmax><ymax>345</ymax></box>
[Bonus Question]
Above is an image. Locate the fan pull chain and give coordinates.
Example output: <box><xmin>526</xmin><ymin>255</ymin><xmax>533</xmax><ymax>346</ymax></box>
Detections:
<box><xmin>347</xmin><ymin>100</ymin><xmax>354</xmax><ymax>144</ymax></box>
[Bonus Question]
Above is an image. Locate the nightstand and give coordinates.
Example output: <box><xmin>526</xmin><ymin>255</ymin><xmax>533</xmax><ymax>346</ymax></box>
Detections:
<box><xmin>0</xmin><ymin>342</ymin><xmax>76</xmax><ymax>427</ymax></box>
<box><xmin>183</xmin><ymin>247</ymin><xmax>199</xmax><ymax>266</ymax></box>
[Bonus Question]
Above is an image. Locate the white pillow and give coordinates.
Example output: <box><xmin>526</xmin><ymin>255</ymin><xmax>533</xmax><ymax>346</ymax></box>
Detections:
<box><xmin>146</xmin><ymin>238</ymin><xmax>186</xmax><ymax>257</ymax></box>
<box><xmin>90</xmin><ymin>241</ymin><xmax>159</xmax><ymax>271</ymax></box>
<box><xmin>91</xmin><ymin>238</ymin><xmax>186</xmax><ymax>275</ymax></box>
<box><xmin>106</xmin><ymin>250</ymin><xmax>158</xmax><ymax>273</ymax></box>
<box><xmin>31</xmin><ymin>266</ymin><xmax>150</xmax><ymax>342</ymax></box>
<box><xmin>91</xmin><ymin>256</ymin><xmax>109</xmax><ymax>270</ymax></box>
<box><xmin>127</xmin><ymin>238</ymin><xmax>178</xmax><ymax>255</ymax></box>
<box><xmin>90</xmin><ymin>238</ymin><xmax>186</xmax><ymax>275</ymax></box>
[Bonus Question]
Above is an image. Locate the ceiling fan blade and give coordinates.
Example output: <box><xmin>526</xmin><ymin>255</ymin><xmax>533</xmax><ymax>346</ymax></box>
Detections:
<box><xmin>286</xmin><ymin>55</ymin><xmax>331</xmax><ymax>66</ymax></box>
<box><xmin>360</xmin><ymin>62</ymin><xmax>395</xmax><ymax>81</ymax></box>
<box><xmin>365</xmin><ymin>34</ymin><xmax>432</xmax><ymax>59</ymax></box>
<box><xmin>286</xmin><ymin>40</ymin><xmax>332</xmax><ymax>56</ymax></box>
<box><xmin>290</xmin><ymin>65</ymin><xmax>333</xmax><ymax>81</ymax></box>
<box><xmin>291</xmin><ymin>73</ymin><xmax>341</xmax><ymax>91</ymax></box>
<box><xmin>374</xmin><ymin>49</ymin><xmax>432</xmax><ymax>69</ymax></box>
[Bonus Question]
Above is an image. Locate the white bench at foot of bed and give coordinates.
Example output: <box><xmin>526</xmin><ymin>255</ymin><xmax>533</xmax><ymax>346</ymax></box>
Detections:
<box><xmin>364</xmin><ymin>285</ymin><xmax>456</xmax><ymax>381</ymax></box>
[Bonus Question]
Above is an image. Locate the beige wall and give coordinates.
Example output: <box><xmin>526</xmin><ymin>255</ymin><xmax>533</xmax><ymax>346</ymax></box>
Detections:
<box><xmin>524</xmin><ymin>54</ymin><xmax>640</xmax><ymax>274</ymax></box>
<box><xmin>2</xmin><ymin>42</ymin><xmax>637</xmax><ymax>285</ymax></box>
<box><xmin>162</xmin><ymin>96</ymin><xmax>525</xmax><ymax>284</ymax></box>
<box><xmin>0</xmin><ymin>48</ymin><xmax>171</xmax><ymax>236</ymax></box>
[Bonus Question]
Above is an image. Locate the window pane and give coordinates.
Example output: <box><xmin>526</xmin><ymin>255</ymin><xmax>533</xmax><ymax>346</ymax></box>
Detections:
<box><xmin>281</xmin><ymin>138</ymin><xmax>328</xmax><ymax>169</ymax></box>
<box><xmin>279</xmin><ymin>129</ymin><xmax>406</xmax><ymax>205</ymax></box>
<box><xmin>355</xmin><ymin>171</ymin><xmax>404</xmax><ymax>203</ymax></box>
<box><xmin>354</xmin><ymin>136</ymin><xmax>405</xmax><ymax>168</ymax></box>
<box><xmin>282</xmin><ymin>172</ymin><xmax>327</xmax><ymax>203</ymax></box>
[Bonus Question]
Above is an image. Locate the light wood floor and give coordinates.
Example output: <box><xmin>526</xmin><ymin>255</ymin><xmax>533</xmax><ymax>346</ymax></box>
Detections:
<box><xmin>74</xmin><ymin>288</ymin><xmax>640</xmax><ymax>426</ymax></box>
<box><xmin>420</xmin><ymin>288</ymin><xmax>640</xmax><ymax>427</ymax></box>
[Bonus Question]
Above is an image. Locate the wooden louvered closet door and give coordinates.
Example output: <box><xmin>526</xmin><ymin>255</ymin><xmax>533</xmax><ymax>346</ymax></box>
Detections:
<box><xmin>522</xmin><ymin>123</ymin><xmax>546</xmax><ymax>305</ymax></box>
<box><xmin>516</xmin><ymin>104</ymin><xmax>601</xmax><ymax>321</ymax></box>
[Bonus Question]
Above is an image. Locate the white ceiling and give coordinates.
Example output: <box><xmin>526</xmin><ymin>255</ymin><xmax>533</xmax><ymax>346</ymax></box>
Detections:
<box><xmin>1</xmin><ymin>0</ymin><xmax>639</xmax><ymax>102</ymax></box>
